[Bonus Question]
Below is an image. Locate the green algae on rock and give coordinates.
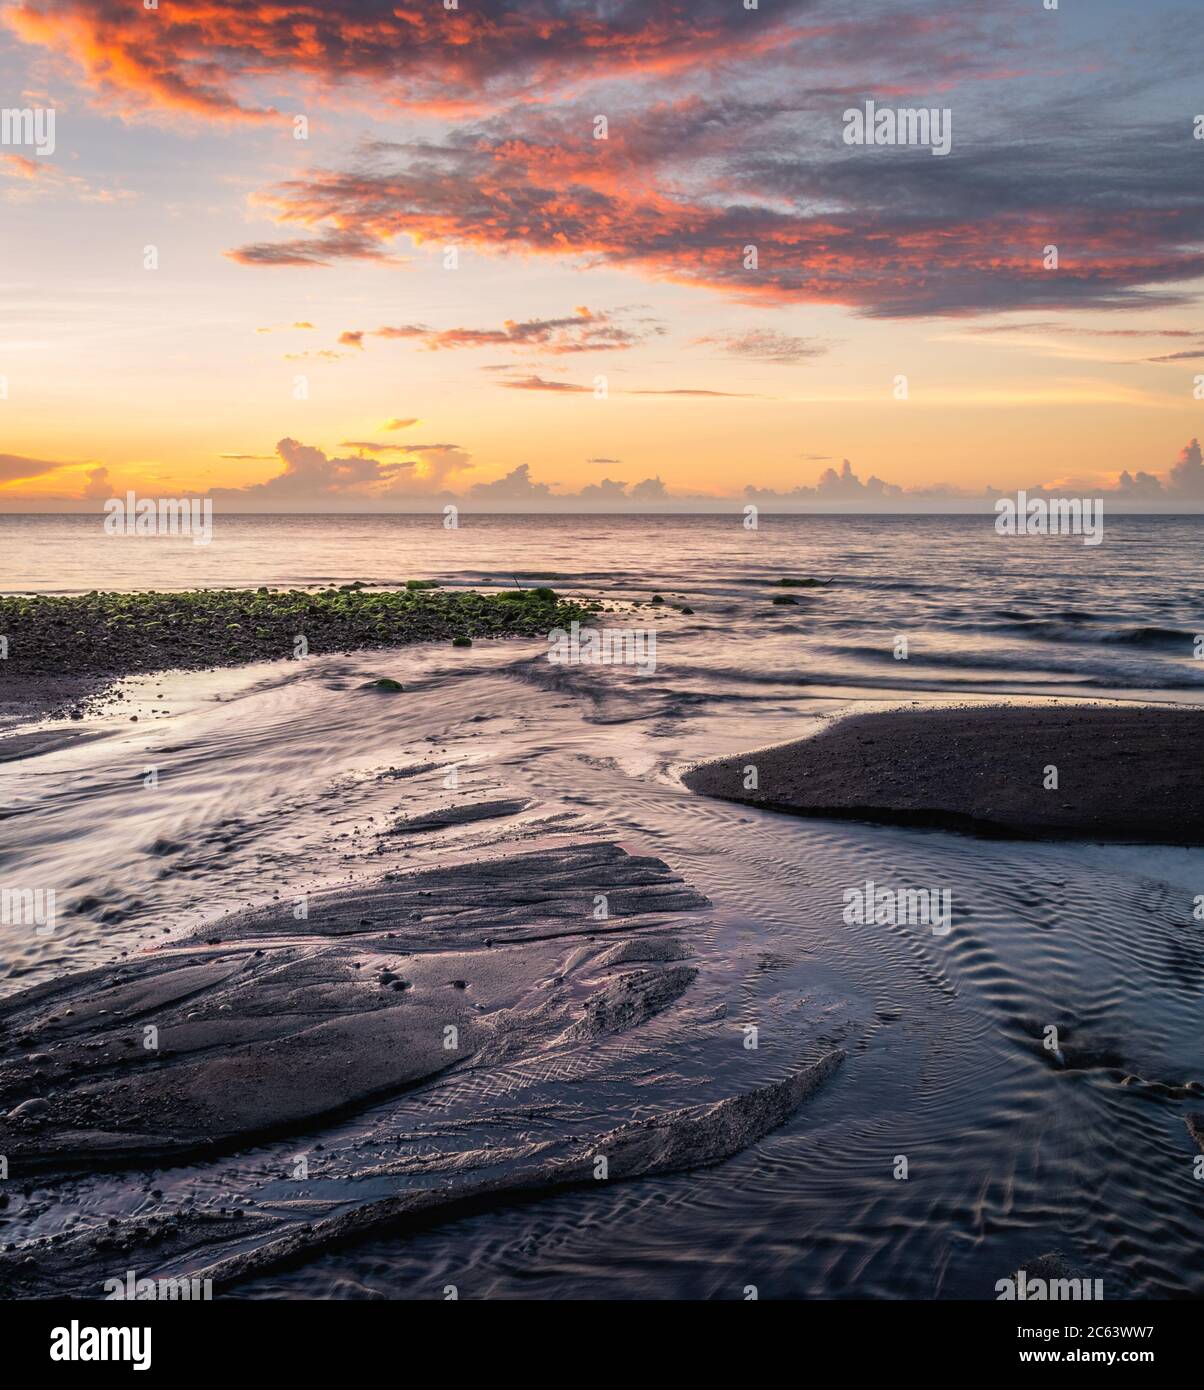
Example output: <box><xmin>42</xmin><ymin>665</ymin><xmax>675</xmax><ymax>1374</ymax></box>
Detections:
<box><xmin>0</xmin><ymin>586</ymin><xmax>594</xmax><ymax>681</ymax></box>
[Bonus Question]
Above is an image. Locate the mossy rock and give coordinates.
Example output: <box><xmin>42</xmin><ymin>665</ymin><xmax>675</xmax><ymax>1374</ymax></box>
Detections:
<box><xmin>360</xmin><ymin>677</ymin><xmax>404</xmax><ymax>692</ymax></box>
<box><xmin>452</xmin><ymin>636</ymin><xmax>472</xmax><ymax>648</ymax></box>
<box><xmin>0</xmin><ymin>586</ymin><xmax>595</xmax><ymax>680</ymax></box>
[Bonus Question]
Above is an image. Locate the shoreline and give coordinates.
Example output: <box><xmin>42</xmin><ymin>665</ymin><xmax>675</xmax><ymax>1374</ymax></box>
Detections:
<box><xmin>683</xmin><ymin>702</ymin><xmax>1204</xmax><ymax>845</ymax></box>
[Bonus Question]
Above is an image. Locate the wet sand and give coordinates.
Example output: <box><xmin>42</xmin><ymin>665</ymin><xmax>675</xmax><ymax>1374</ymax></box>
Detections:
<box><xmin>683</xmin><ymin>703</ymin><xmax>1204</xmax><ymax>844</ymax></box>
<box><xmin>5</xmin><ymin>647</ymin><xmax>1201</xmax><ymax>1298</ymax></box>
<box><xmin>0</xmin><ymin>834</ymin><xmax>845</xmax><ymax>1298</ymax></box>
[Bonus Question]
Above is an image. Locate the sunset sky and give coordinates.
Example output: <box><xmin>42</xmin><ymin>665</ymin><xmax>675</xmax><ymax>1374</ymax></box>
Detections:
<box><xmin>2</xmin><ymin>0</ymin><xmax>1203</xmax><ymax>510</ymax></box>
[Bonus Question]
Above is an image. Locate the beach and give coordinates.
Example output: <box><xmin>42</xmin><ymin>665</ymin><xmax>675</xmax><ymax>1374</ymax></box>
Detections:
<box><xmin>2</xmin><ymin>514</ymin><xmax>1203</xmax><ymax>1301</ymax></box>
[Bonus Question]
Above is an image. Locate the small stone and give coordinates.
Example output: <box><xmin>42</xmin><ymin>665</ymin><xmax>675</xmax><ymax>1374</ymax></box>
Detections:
<box><xmin>10</xmin><ymin>1098</ymin><xmax>50</xmax><ymax>1120</ymax></box>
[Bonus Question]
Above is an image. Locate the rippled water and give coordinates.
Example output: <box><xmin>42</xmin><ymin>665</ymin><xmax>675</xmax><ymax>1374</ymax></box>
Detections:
<box><xmin>4</xmin><ymin>512</ymin><xmax>1203</xmax><ymax>695</ymax></box>
<box><xmin>1</xmin><ymin>514</ymin><xmax>1202</xmax><ymax>1299</ymax></box>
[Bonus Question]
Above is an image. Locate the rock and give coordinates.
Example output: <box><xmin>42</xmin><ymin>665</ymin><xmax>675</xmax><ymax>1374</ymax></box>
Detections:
<box><xmin>8</xmin><ymin>1098</ymin><xmax>50</xmax><ymax>1120</ymax></box>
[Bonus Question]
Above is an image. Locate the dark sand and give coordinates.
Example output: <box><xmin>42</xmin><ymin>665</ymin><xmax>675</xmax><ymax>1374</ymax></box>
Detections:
<box><xmin>0</xmin><ymin>1052</ymin><xmax>842</xmax><ymax>1299</ymax></box>
<box><xmin>0</xmin><ymin>674</ymin><xmax>114</xmax><ymax>728</ymax></box>
<box><xmin>0</xmin><ymin>842</ymin><xmax>709</xmax><ymax>1176</ymax></box>
<box><xmin>0</xmin><ymin>837</ymin><xmax>846</xmax><ymax>1297</ymax></box>
<box><xmin>683</xmin><ymin>703</ymin><xmax>1204</xmax><ymax>844</ymax></box>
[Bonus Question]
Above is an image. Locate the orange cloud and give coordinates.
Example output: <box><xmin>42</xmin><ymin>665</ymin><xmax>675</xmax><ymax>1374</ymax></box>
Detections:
<box><xmin>6</xmin><ymin>0</ymin><xmax>801</xmax><ymax>119</ymax></box>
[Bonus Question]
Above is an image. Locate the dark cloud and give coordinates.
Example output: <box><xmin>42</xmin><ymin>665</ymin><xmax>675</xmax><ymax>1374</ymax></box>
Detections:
<box><xmin>499</xmin><ymin>375</ymin><xmax>591</xmax><ymax>393</ymax></box>
<box><xmin>0</xmin><ymin>451</ymin><xmax>71</xmax><ymax>483</ymax></box>
<box><xmin>697</xmin><ymin>330</ymin><xmax>828</xmax><ymax>364</ymax></box>
<box><xmin>226</xmin><ymin>230</ymin><xmax>397</xmax><ymax>267</ymax></box>
<box><xmin>626</xmin><ymin>388</ymin><xmax>768</xmax><ymax>398</ymax></box>
<box><xmin>227</xmin><ymin>111</ymin><xmax>1204</xmax><ymax>317</ymax></box>
<box><xmin>342</xmin><ymin>307</ymin><xmax>660</xmax><ymax>356</ymax></box>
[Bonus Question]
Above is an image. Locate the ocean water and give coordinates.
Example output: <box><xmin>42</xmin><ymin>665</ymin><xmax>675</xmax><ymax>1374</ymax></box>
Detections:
<box><xmin>1</xmin><ymin>513</ymin><xmax>1202</xmax><ymax>1299</ymax></box>
<box><xmin>3</xmin><ymin>512</ymin><xmax>1202</xmax><ymax>696</ymax></box>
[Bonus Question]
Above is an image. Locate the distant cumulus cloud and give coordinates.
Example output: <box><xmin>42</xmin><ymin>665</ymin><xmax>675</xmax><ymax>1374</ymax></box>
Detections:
<box><xmin>1118</xmin><ymin>437</ymin><xmax>1204</xmax><ymax>499</ymax></box>
<box><xmin>80</xmin><ymin>466</ymin><xmax>111</xmax><ymax>499</ymax></box>
<box><xmin>746</xmin><ymin>458</ymin><xmax>903</xmax><ymax>502</ymax></box>
<box><xmin>740</xmin><ymin>439</ymin><xmax>1204</xmax><ymax>509</ymax></box>
<box><xmin>467</xmin><ymin>463</ymin><xmax>552</xmax><ymax>501</ymax></box>
<box><xmin>26</xmin><ymin>437</ymin><xmax>1204</xmax><ymax>513</ymax></box>
<box><xmin>629</xmin><ymin>476</ymin><xmax>669</xmax><ymax>501</ymax></box>
<box><xmin>577</xmin><ymin>478</ymin><xmax>631</xmax><ymax>502</ymax></box>
<box><xmin>207</xmin><ymin>437</ymin><xmax>471</xmax><ymax>506</ymax></box>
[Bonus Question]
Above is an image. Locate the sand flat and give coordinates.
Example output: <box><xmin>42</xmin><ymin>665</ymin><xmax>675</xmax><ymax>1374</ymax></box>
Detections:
<box><xmin>683</xmin><ymin>703</ymin><xmax>1204</xmax><ymax>844</ymax></box>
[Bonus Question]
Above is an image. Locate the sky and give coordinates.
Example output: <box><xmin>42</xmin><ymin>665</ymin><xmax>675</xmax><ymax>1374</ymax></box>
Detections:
<box><xmin>2</xmin><ymin>0</ymin><xmax>1204</xmax><ymax>512</ymax></box>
